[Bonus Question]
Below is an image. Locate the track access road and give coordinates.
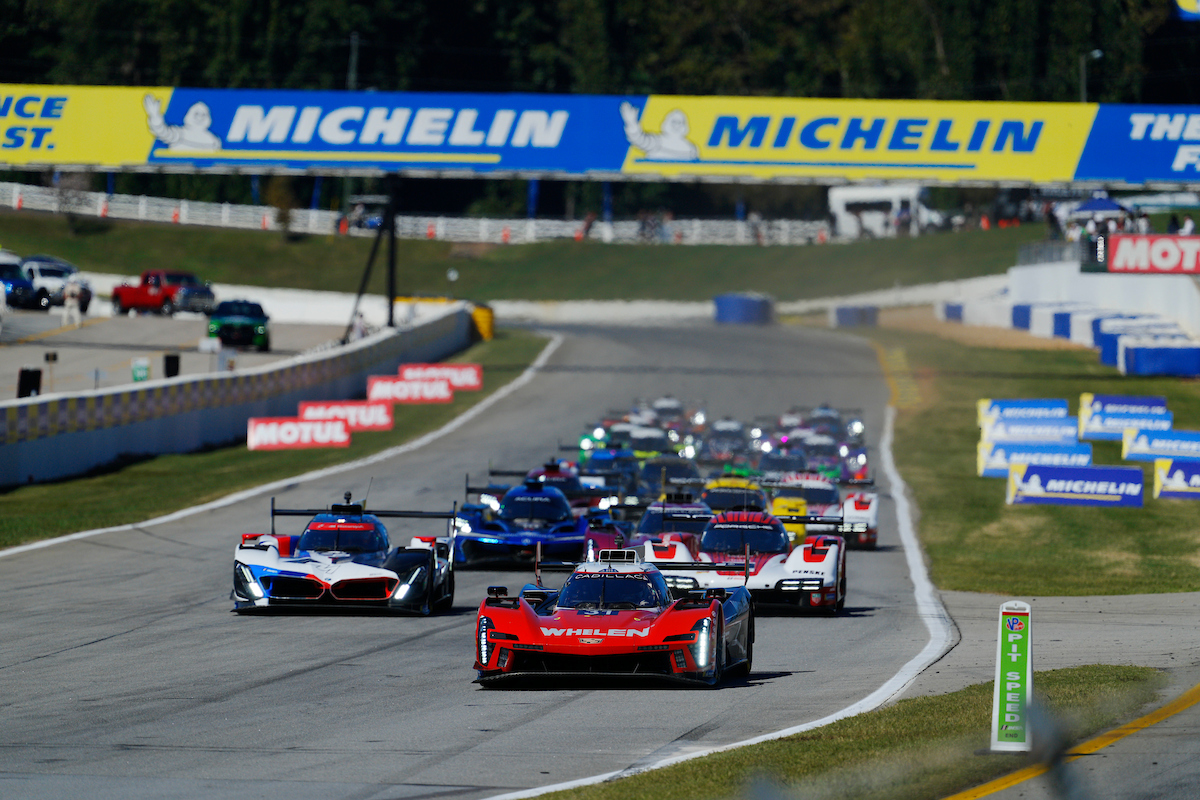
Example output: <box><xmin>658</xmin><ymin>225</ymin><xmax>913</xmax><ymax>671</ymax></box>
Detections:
<box><xmin>0</xmin><ymin>322</ymin><xmax>927</xmax><ymax>800</ymax></box>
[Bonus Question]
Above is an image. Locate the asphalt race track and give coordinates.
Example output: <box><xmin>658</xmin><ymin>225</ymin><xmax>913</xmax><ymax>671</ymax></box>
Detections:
<box><xmin>0</xmin><ymin>322</ymin><xmax>929</xmax><ymax>800</ymax></box>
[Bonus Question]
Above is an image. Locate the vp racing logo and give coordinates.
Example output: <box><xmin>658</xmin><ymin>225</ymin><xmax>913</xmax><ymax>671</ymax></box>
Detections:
<box><xmin>1005</xmin><ymin>617</ymin><xmax>1025</xmax><ymax>632</ymax></box>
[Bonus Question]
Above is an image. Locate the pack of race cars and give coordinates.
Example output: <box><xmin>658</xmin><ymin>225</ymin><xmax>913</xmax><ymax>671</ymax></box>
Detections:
<box><xmin>228</xmin><ymin>399</ymin><xmax>880</xmax><ymax>687</ymax></box>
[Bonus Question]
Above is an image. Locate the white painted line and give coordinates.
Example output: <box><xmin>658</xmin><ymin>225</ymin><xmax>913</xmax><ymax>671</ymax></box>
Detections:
<box><xmin>482</xmin><ymin>404</ymin><xmax>958</xmax><ymax>800</ymax></box>
<box><xmin>0</xmin><ymin>334</ymin><xmax>564</xmax><ymax>560</ymax></box>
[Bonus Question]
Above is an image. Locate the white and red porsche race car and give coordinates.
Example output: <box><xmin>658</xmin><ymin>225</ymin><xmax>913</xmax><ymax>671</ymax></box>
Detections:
<box><xmin>641</xmin><ymin>510</ymin><xmax>848</xmax><ymax>613</ymax></box>
<box><xmin>766</xmin><ymin>472</ymin><xmax>879</xmax><ymax>549</ymax></box>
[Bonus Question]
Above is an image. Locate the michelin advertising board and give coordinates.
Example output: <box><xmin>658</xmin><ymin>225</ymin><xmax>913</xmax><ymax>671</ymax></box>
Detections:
<box><xmin>4</xmin><ymin>84</ymin><xmax>1200</xmax><ymax>185</ymax></box>
<box><xmin>1122</xmin><ymin>428</ymin><xmax>1200</xmax><ymax>461</ymax></box>
<box><xmin>1006</xmin><ymin>464</ymin><xmax>1143</xmax><ymax>507</ymax></box>
<box><xmin>977</xmin><ymin>442</ymin><xmax>1092</xmax><ymax>478</ymax></box>
<box><xmin>1153</xmin><ymin>459</ymin><xmax>1200</xmax><ymax>499</ymax></box>
<box><xmin>977</xmin><ymin>398</ymin><xmax>1069</xmax><ymax>428</ymax></box>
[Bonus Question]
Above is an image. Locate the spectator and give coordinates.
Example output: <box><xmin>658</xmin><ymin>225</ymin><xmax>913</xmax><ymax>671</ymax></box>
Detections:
<box><xmin>1065</xmin><ymin>220</ymin><xmax>1082</xmax><ymax>242</ymax></box>
<box><xmin>1106</xmin><ymin>216</ymin><xmax>1119</xmax><ymax>234</ymax></box>
<box><xmin>1167</xmin><ymin>213</ymin><xmax>1180</xmax><ymax>234</ymax></box>
<box><xmin>1044</xmin><ymin>202</ymin><xmax>1062</xmax><ymax>240</ymax></box>
<box><xmin>1085</xmin><ymin>215</ymin><xmax>1099</xmax><ymax>239</ymax></box>
<box><xmin>1137</xmin><ymin>211</ymin><xmax>1152</xmax><ymax>234</ymax></box>
<box><xmin>1182</xmin><ymin>213</ymin><xmax>1195</xmax><ymax>235</ymax></box>
<box><xmin>62</xmin><ymin>277</ymin><xmax>83</xmax><ymax>328</ymax></box>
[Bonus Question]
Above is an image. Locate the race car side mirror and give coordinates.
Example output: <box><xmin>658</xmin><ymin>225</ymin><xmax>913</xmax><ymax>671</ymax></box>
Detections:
<box><xmin>487</xmin><ymin>586</ymin><xmax>508</xmax><ymax>598</ymax></box>
<box><xmin>704</xmin><ymin>588</ymin><xmax>728</xmax><ymax>601</ymax></box>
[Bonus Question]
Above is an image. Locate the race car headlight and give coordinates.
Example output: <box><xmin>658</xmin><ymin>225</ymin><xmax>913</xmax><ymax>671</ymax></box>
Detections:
<box><xmin>692</xmin><ymin>411</ymin><xmax>706</xmax><ymax>425</ymax></box>
<box><xmin>482</xmin><ymin>494</ymin><xmax>501</xmax><ymax>512</ymax></box>
<box><xmin>760</xmin><ymin>442</ymin><xmax>772</xmax><ymax>453</ymax></box>
<box><xmin>394</xmin><ymin>565</ymin><xmax>427</xmax><ymax>600</ymax></box>
<box><xmin>848</xmin><ymin>419</ymin><xmax>865</xmax><ymax>437</ymax></box>
<box><xmin>683</xmin><ymin>445</ymin><xmax>695</xmax><ymax>459</ymax></box>
<box><xmin>208</xmin><ymin>322</ymin><xmax>219</xmax><ymax>334</ymax></box>
<box><xmin>690</xmin><ymin>617</ymin><xmax>713</xmax><ymax>670</ymax></box>
<box><xmin>667</xmin><ymin>429</ymin><xmax>680</xmax><ymax>442</ymax></box>
<box><xmin>751</xmin><ymin>427</ymin><xmax>762</xmax><ymax>439</ymax></box>
<box><xmin>839</xmin><ymin>445</ymin><xmax>850</xmax><ymax>457</ymax></box>
<box><xmin>580</xmin><ymin>439</ymin><xmax>593</xmax><ymax>451</ymax></box>
<box><xmin>454</xmin><ymin>517</ymin><xmax>472</xmax><ymax>534</ymax></box>
<box><xmin>593</xmin><ymin>427</ymin><xmax>606</xmax><ymax>440</ymax></box>
<box><xmin>477</xmin><ymin>616</ymin><xmax>492</xmax><ymax>665</ymax></box>
<box><xmin>664</xmin><ymin>575</ymin><xmax>699</xmax><ymax>591</ymax></box>
<box><xmin>255</xmin><ymin>325</ymin><xmax>266</xmax><ymax>334</ymax></box>
<box><xmin>234</xmin><ymin>563</ymin><xmax>264</xmax><ymax>600</ymax></box>
<box><xmin>855</xmin><ymin>454</ymin><xmax>867</xmax><ymax>465</ymax></box>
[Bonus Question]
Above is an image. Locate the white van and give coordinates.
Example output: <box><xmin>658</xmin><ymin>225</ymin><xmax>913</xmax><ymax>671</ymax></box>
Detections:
<box><xmin>827</xmin><ymin>184</ymin><xmax>944</xmax><ymax>239</ymax></box>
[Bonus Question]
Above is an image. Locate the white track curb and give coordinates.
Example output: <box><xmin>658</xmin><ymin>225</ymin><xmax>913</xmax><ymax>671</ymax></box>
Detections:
<box><xmin>482</xmin><ymin>404</ymin><xmax>957</xmax><ymax>800</ymax></box>
<box><xmin>0</xmin><ymin>334</ymin><xmax>564</xmax><ymax>560</ymax></box>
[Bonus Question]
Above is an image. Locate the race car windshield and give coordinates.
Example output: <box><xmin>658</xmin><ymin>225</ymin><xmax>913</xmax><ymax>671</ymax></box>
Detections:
<box><xmin>640</xmin><ymin>460</ymin><xmax>698</xmax><ymax>484</ymax></box>
<box><xmin>541</xmin><ymin>475</ymin><xmax>583</xmax><ymax>493</ymax></box>
<box><xmin>776</xmin><ymin>486</ymin><xmax>840</xmax><ymax>505</ymax></box>
<box><xmin>499</xmin><ymin>495</ymin><xmax>572</xmax><ymax>523</ymax></box>
<box><xmin>637</xmin><ymin>509</ymin><xmax>712</xmax><ymax>535</ymax></box>
<box><xmin>759</xmin><ymin>453</ymin><xmax>808</xmax><ymax>472</ymax></box>
<box><xmin>701</xmin><ymin>488</ymin><xmax>765</xmax><ymax>512</ymax></box>
<box><xmin>701</xmin><ymin>524</ymin><xmax>788</xmax><ymax>554</ymax></box>
<box><xmin>215</xmin><ymin>301</ymin><xmax>264</xmax><ymax>317</ymax></box>
<box><xmin>700</xmin><ymin>435</ymin><xmax>747</xmax><ymax>455</ymax></box>
<box><xmin>557</xmin><ymin>572</ymin><xmax>669</xmax><ymax>609</ymax></box>
<box><xmin>298</xmin><ymin>527</ymin><xmax>386</xmax><ymax>553</ymax></box>
<box><xmin>806</xmin><ymin>443</ymin><xmax>839</xmax><ymax>458</ymax></box>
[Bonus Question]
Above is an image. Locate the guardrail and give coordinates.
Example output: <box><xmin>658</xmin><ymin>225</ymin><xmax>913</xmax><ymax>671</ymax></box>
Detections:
<box><xmin>0</xmin><ymin>305</ymin><xmax>473</xmax><ymax>486</ymax></box>
<box><xmin>0</xmin><ymin>181</ymin><xmax>830</xmax><ymax>246</ymax></box>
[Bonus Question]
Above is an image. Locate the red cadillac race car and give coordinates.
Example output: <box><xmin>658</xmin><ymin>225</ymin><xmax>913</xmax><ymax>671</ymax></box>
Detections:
<box><xmin>474</xmin><ymin>549</ymin><xmax>753</xmax><ymax>686</ymax></box>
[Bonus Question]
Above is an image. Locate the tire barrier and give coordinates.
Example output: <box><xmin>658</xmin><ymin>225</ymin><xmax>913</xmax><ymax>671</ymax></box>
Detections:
<box><xmin>714</xmin><ymin>293</ymin><xmax>774</xmax><ymax>324</ymax></box>
<box><xmin>1120</xmin><ymin>339</ymin><xmax>1200</xmax><ymax>376</ymax></box>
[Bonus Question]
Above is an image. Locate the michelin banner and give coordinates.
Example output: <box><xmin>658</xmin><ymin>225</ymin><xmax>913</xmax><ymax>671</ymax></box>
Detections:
<box><xmin>1078</xmin><ymin>393</ymin><xmax>1170</xmax><ymax>441</ymax></box>
<box><xmin>1006</xmin><ymin>464</ymin><xmax>1143</xmax><ymax>507</ymax></box>
<box><xmin>982</xmin><ymin>418</ymin><xmax>1078</xmax><ymax>445</ymax></box>
<box><xmin>1153</xmin><ymin>459</ymin><xmax>1200</xmax><ymax>499</ymax></box>
<box><xmin>977</xmin><ymin>398</ymin><xmax>1069</xmax><ymax>428</ymax></box>
<box><xmin>4</xmin><ymin>84</ymin><xmax>1200</xmax><ymax>185</ymax></box>
<box><xmin>1122</xmin><ymin>428</ymin><xmax>1200</xmax><ymax>461</ymax></box>
<box><xmin>978</xmin><ymin>442</ymin><xmax>1092</xmax><ymax>478</ymax></box>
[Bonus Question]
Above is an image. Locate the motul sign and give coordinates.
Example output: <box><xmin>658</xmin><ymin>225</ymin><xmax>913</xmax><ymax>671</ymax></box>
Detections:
<box><xmin>400</xmin><ymin>363</ymin><xmax>482</xmax><ymax>390</ymax></box>
<box><xmin>1109</xmin><ymin>234</ymin><xmax>1200</xmax><ymax>273</ymax></box>
<box><xmin>247</xmin><ymin>417</ymin><xmax>351</xmax><ymax>450</ymax></box>
<box><xmin>297</xmin><ymin>401</ymin><xmax>394</xmax><ymax>431</ymax></box>
<box><xmin>367</xmin><ymin>376</ymin><xmax>454</xmax><ymax>403</ymax></box>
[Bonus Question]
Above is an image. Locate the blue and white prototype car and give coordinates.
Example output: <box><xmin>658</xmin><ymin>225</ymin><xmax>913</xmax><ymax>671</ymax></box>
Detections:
<box><xmin>232</xmin><ymin>493</ymin><xmax>457</xmax><ymax>614</ymax></box>
<box><xmin>455</xmin><ymin>478</ymin><xmax>619</xmax><ymax>567</ymax></box>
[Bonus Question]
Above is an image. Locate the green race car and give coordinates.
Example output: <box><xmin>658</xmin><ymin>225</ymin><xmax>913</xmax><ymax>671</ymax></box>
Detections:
<box><xmin>208</xmin><ymin>300</ymin><xmax>270</xmax><ymax>351</ymax></box>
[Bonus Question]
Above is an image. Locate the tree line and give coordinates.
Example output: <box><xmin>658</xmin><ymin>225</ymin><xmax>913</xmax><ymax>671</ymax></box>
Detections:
<box><xmin>1</xmin><ymin>0</ymin><xmax>1196</xmax><ymax>218</ymax></box>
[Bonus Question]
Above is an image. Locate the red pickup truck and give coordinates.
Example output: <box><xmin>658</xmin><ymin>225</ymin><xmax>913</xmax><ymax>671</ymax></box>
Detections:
<box><xmin>111</xmin><ymin>270</ymin><xmax>217</xmax><ymax>316</ymax></box>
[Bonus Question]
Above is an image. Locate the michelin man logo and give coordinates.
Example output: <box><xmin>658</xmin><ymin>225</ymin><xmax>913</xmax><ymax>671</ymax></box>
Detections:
<box><xmin>1160</xmin><ymin>465</ymin><xmax>1189</xmax><ymax>489</ymax></box>
<box><xmin>986</xmin><ymin>448</ymin><xmax>1009</xmax><ymax>470</ymax></box>
<box><xmin>619</xmin><ymin>102</ymin><xmax>698</xmax><ymax>161</ymax></box>
<box><xmin>1018</xmin><ymin>473</ymin><xmax>1044</xmax><ymax>496</ymax></box>
<box><xmin>143</xmin><ymin>94</ymin><xmax>221</xmax><ymax>152</ymax></box>
<box><xmin>1133</xmin><ymin>433</ymin><xmax>1151</xmax><ymax>452</ymax></box>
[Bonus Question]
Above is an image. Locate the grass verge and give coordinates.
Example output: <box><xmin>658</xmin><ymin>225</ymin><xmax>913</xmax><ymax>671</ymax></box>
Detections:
<box><xmin>860</xmin><ymin>326</ymin><xmax>1200</xmax><ymax>596</ymax></box>
<box><xmin>0</xmin><ymin>209</ymin><xmax>1043</xmax><ymax>302</ymax></box>
<box><xmin>541</xmin><ymin>665</ymin><xmax>1164</xmax><ymax>800</ymax></box>
<box><xmin>0</xmin><ymin>328</ymin><xmax>547</xmax><ymax>549</ymax></box>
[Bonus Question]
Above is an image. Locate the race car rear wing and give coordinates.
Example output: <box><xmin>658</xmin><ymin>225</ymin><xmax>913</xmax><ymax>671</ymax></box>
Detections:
<box><xmin>774</xmin><ymin>514</ymin><xmax>869</xmax><ymax>534</ymax></box>
<box><xmin>530</xmin><ymin>542</ymin><xmax>754</xmax><ymax>587</ymax></box>
<box><xmin>270</xmin><ymin>493</ymin><xmax>458</xmax><ymax>536</ymax></box>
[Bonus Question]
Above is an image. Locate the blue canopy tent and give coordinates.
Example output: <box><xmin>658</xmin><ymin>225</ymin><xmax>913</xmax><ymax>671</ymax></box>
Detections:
<box><xmin>1068</xmin><ymin>195</ymin><xmax>1131</xmax><ymax>220</ymax></box>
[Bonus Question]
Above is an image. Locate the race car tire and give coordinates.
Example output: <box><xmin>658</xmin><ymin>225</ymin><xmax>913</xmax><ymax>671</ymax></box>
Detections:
<box><xmin>835</xmin><ymin>572</ymin><xmax>847</xmax><ymax>613</ymax></box>
<box><xmin>36</xmin><ymin>290</ymin><xmax>50</xmax><ymax>311</ymax></box>
<box><xmin>111</xmin><ymin>298</ymin><xmax>123</xmax><ymax>316</ymax></box>
<box><xmin>435</xmin><ymin>572</ymin><xmax>455</xmax><ymax>612</ymax></box>
<box><xmin>159</xmin><ymin>299</ymin><xmax>174</xmax><ymax>316</ymax></box>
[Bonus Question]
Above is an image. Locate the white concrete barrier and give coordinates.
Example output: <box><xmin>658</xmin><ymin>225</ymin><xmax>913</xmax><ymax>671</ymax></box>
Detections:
<box><xmin>0</xmin><ymin>305</ymin><xmax>473</xmax><ymax>486</ymax></box>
